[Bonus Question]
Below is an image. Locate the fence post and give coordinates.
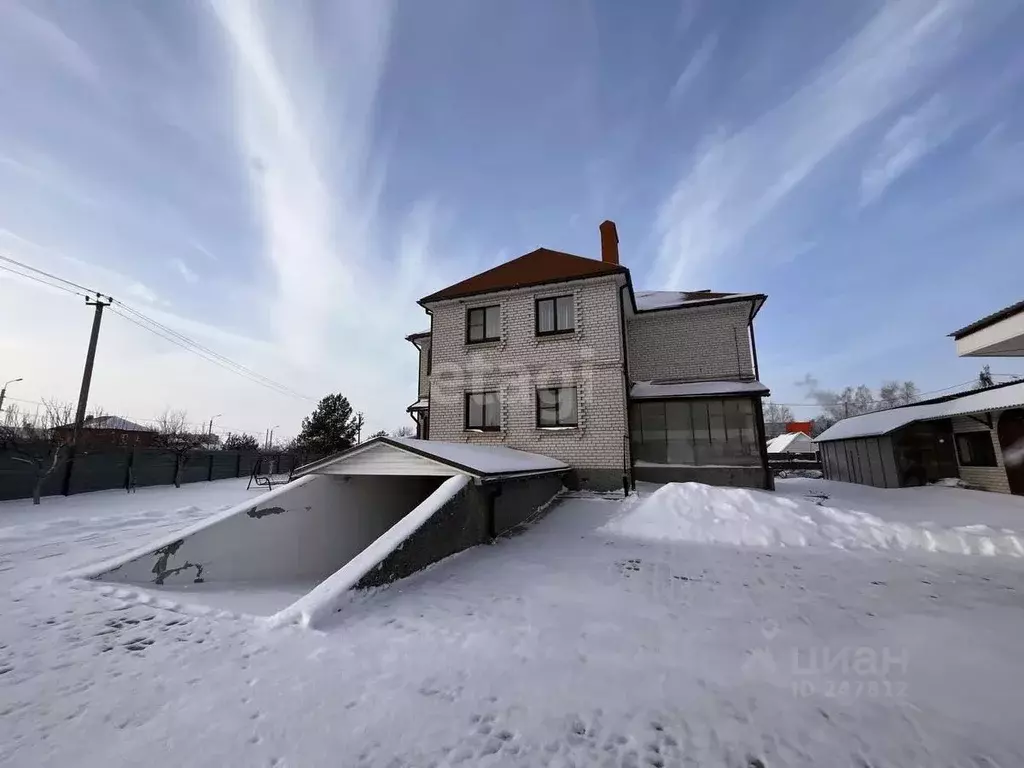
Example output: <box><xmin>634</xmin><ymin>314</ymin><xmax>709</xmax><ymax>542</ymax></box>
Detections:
<box><xmin>236</xmin><ymin>452</ymin><xmax>242</xmax><ymax>478</ymax></box>
<box><xmin>125</xmin><ymin>447</ymin><xmax>134</xmax><ymax>491</ymax></box>
<box><xmin>208</xmin><ymin>453</ymin><xmax>214</xmax><ymax>482</ymax></box>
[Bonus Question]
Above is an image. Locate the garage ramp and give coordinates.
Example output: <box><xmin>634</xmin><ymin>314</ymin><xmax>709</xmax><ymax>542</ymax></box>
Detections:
<box><xmin>72</xmin><ymin>438</ymin><xmax>566</xmax><ymax>627</ymax></box>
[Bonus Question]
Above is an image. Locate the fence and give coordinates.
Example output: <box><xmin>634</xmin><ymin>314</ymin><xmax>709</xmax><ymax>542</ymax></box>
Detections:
<box><xmin>0</xmin><ymin>447</ymin><xmax>321</xmax><ymax>502</ymax></box>
<box><xmin>767</xmin><ymin>455</ymin><xmax>823</xmax><ymax>475</ymax></box>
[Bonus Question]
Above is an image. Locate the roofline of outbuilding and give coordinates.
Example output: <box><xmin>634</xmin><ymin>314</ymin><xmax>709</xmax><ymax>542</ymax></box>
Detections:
<box><xmin>291</xmin><ymin>436</ymin><xmax>568</xmax><ymax>482</ymax></box>
<box><xmin>949</xmin><ymin>299</ymin><xmax>1024</xmax><ymax>340</ymax></box>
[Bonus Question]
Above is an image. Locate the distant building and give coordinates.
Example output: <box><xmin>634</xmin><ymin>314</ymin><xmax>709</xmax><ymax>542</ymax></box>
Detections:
<box><xmin>55</xmin><ymin>416</ymin><xmax>158</xmax><ymax>449</ymax></box>
<box><xmin>767</xmin><ymin>432</ymin><xmax>817</xmax><ymax>455</ymax></box>
<box><xmin>817</xmin><ymin>302</ymin><xmax>1024</xmax><ymax>494</ymax></box>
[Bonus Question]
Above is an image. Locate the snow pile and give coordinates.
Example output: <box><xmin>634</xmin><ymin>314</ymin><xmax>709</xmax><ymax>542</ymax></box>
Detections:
<box><xmin>603</xmin><ymin>482</ymin><xmax>1024</xmax><ymax>557</ymax></box>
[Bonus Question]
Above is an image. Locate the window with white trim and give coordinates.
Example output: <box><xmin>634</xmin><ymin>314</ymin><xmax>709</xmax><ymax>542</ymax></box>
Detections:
<box><xmin>537</xmin><ymin>387</ymin><xmax>578</xmax><ymax>427</ymax></box>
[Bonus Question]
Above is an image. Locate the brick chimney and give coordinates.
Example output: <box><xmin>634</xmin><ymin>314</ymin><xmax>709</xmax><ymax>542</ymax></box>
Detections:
<box><xmin>599</xmin><ymin>220</ymin><xmax>619</xmax><ymax>265</ymax></box>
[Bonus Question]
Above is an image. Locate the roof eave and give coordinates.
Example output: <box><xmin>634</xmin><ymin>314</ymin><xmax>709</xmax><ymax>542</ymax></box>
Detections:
<box><xmin>418</xmin><ymin>267</ymin><xmax>628</xmax><ymax>307</ymax></box>
<box><xmin>949</xmin><ymin>299</ymin><xmax>1024</xmax><ymax>340</ymax></box>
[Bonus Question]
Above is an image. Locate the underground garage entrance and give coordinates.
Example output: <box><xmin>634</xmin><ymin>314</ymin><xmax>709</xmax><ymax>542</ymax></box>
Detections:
<box><xmin>78</xmin><ymin>438</ymin><xmax>568</xmax><ymax>626</ymax></box>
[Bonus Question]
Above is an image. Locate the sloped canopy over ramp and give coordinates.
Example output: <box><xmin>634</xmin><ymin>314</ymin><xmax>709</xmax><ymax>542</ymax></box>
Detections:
<box><xmin>75</xmin><ymin>439</ymin><xmax>566</xmax><ymax>627</ymax></box>
<box><xmin>294</xmin><ymin>436</ymin><xmax>568</xmax><ymax>479</ymax></box>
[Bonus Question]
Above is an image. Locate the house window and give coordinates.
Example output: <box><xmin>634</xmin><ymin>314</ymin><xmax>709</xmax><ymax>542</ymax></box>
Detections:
<box><xmin>630</xmin><ymin>398</ymin><xmax>759</xmax><ymax>466</ymax></box>
<box><xmin>537</xmin><ymin>387</ymin><xmax>578</xmax><ymax>427</ymax></box>
<box><xmin>955</xmin><ymin>432</ymin><xmax>997</xmax><ymax>467</ymax></box>
<box><xmin>536</xmin><ymin>295</ymin><xmax>575</xmax><ymax>336</ymax></box>
<box><xmin>465</xmin><ymin>391</ymin><xmax>500</xmax><ymax>431</ymax></box>
<box><xmin>466</xmin><ymin>305</ymin><xmax>500</xmax><ymax>343</ymax></box>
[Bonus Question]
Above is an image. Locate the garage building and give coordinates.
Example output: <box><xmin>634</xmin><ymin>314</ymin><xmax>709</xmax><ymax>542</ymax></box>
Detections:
<box><xmin>815</xmin><ymin>380</ymin><xmax>1024</xmax><ymax>495</ymax></box>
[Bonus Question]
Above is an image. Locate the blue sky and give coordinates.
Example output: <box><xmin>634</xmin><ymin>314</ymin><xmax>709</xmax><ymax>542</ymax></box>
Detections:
<box><xmin>1</xmin><ymin>0</ymin><xmax>1023</xmax><ymax>437</ymax></box>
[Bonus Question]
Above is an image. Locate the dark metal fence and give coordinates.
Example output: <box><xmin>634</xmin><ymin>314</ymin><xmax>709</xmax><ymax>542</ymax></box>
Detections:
<box><xmin>768</xmin><ymin>455</ymin><xmax>823</xmax><ymax>475</ymax></box>
<box><xmin>0</xmin><ymin>447</ymin><xmax>320</xmax><ymax>502</ymax></box>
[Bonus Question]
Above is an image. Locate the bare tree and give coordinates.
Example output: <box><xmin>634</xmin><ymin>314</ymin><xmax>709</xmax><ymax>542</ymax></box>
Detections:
<box><xmin>0</xmin><ymin>399</ymin><xmax>74</xmax><ymax>505</ymax></box>
<box><xmin>155</xmin><ymin>408</ymin><xmax>205</xmax><ymax>488</ymax></box>
<box><xmin>391</xmin><ymin>425</ymin><xmax>415</xmax><ymax>438</ymax></box>
<box><xmin>763</xmin><ymin>402</ymin><xmax>795</xmax><ymax>425</ymax></box>
<box><xmin>2</xmin><ymin>402</ymin><xmax>21</xmax><ymax>428</ymax></box>
<box><xmin>878</xmin><ymin>381</ymin><xmax>919</xmax><ymax>408</ymax></box>
<box><xmin>978</xmin><ymin>365</ymin><xmax>995</xmax><ymax>389</ymax></box>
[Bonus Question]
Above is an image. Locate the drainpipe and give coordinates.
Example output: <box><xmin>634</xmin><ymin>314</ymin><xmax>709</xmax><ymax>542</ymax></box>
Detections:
<box><xmin>618</xmin><ymin>284</ymin><xmax>634</xmax><ymax>492</ymax></box>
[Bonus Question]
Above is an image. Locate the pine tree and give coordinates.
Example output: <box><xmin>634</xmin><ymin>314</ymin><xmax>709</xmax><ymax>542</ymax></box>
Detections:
<box><xmin>294</xmin><ymin>394</ymin><xmax>360</xmax><ymax>455</ymax></box>
<box><xmin>223</xmin><ymin>432</ymin><xmax>260</xmax><ymax>451</ymax></box>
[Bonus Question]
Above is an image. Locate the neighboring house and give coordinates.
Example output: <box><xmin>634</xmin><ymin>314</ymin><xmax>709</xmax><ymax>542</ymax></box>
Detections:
<box><xmin>406</xmin><ymin>220</ymin><xmax>772</xmax><ymax>491</ymax></box>
<box><xmin>54</xmin><ymin>416</ymin><xmax>158</xmax><ymax>449</ymax></box>
<box><xmin>950</xmin><ymin>299</ymin><xmax>1024</xmax><ymax>358</ymax></box>
<box><xmin>817</xmin><ymin>302</ymin><xmax>1024</xmax><ymax>495</ymax></box>
<box><xmin>767</xmin><ymin>432</ymin><xmax>817</xmax><ymax>455</ymax></box>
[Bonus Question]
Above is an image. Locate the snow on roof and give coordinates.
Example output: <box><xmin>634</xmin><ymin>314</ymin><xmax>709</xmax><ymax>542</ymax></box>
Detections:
<box><xmin>815</xmin><ymin>381</ymin><xmax>1024</xmax><ymax>442</ymax></box>
<box><xmin>766</xmin><ymin>433</ymin><xmax>815</xmax><ymax>453</ymax></box>
<box><xmin>633</xmin><ymin>290</ymin><xmax>762</xmax><ymax>311</ymax></box>
<box><xmin>297</xmin><ymin>437</ymin><xmax>568</xmax><ymax>478</ymax></box>
<box><xmin>389</xmin><ymin>437</ymin><xmax>567</xmax><ymax>475</ymax></box>
<box><xmin>407</xmin><ymin>398</ymin><xmax>428</xmax><ymax>411</ymax></box>
<box><xmin>630</xmin><ymin>380</ymin><xmax>769</xmax><ymax>399</ymax></box>
<box><xmin>76</xmin><ymin>416</ymin><xmax>154</xmax><ymax>432</ymax></box>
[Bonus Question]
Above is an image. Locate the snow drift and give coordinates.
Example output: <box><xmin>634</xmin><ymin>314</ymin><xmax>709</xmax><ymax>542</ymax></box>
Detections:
<box><xmin>603</xmin><ymin>482</ymin><xmax>1024</xmax><ymax>557</ymax></box>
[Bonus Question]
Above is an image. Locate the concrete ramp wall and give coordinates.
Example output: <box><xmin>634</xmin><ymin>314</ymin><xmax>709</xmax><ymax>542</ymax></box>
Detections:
<box><xmin>82</xmin><ymin>474</ymin><xmax>444</xmax><ymax>587</ymax></box>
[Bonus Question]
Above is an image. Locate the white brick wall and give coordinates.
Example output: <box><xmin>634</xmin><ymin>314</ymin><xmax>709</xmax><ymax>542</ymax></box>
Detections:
<box><xmin>951</xmin><ymin>414</ymin><xmax>1012</xmax><ymax>494</ymax></box>
<box><xmin>416</xmin><ymin>338</ymin><xmax>431</xmax><ymax>398</ymax></box>
<box><xmin>627</xmin><ymin>301</ymin><xmax>755</xmax><ymax>382</ymax></box>
<box><xmin>424</xmin><ymin>275</ymin><xmax>628</xmax><ymax>471</ymax></box>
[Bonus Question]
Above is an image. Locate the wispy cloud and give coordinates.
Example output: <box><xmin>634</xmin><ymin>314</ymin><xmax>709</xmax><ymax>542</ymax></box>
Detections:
<box><xmin>859</xmin><ymin>95</ymin><xmax>954</xmax><ymax>205</ymax></box>
<box><xmin>653</xmin><ymin>0</ymin><xmax>992</xmax><ymax>289</ymax></box>
<box><xmin>668</xmin><ymin>34</ymin><xmax>717</xmax><ymax>105</ymax></box>
<box><xmin>171</xmin><ymin>257</ymin><xmax>199</xmax><ymax>283</ymax></box>
<box><xmin>0</xmin><ymin>2</ymin><xmax>99</xmax><ymax>84</ymax></box>
<box><xmin>208</xmin><ymin>0</ymin><xmax>394</xmax><ymax>364</ymax></box>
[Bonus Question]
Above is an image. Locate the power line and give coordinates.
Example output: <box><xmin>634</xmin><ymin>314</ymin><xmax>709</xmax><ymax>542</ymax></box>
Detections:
<box><xmin>111</xmin><ymin>301</ymin><xmax>310</xmax><ymax>400</ymax></box>
<box><xmin>0</xmin><ymin>261</ymin><xmax>89</xmax><ymax>299</ymax></box>
<box><xmin>1</xmin><ymin>251</ymin><xmax>310</xmax><ymax>401</ymax></box>
<box><xmin>108</xmin><ymin>305</ymin><xmax>309</xmax><ymax>400</ymax></box>
<box><xmin>0</xmin><ymin>254</ymin><xmax>97</xmax><ymax>297</ymax></box>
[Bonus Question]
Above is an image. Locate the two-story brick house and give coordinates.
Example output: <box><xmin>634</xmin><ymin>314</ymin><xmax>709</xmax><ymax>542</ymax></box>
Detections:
<box><xmin>406</xmin><ymin>221</ymin><xmax>772</xmax><ymax>491</ymax></box>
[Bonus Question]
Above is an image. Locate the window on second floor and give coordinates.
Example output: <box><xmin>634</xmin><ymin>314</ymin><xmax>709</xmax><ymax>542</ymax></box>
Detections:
<box><xmin>465</xmin><ymin>391</ymin><xmax>500</xmax><ymax>431</ymax></box>
<box><xmin>466</xmin><ymin>305</ymin><xmax>500</xmax><ymax>344</ymax></box>
<box><xmin>536</xmin><ymin>295</ymin><xmax>575</xmax><ymax>336</ymax></box>
<box><xmin>537</xmin><ymin>386</ymin><xmax>578</xmax><ymax>427</ymax></box>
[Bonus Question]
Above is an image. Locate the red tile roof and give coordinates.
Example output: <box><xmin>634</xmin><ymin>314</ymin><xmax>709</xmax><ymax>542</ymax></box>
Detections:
<box><xmin>420</xmin><ymin>248</ymin><xmax>625</xmax><ymax>304</ymax></box>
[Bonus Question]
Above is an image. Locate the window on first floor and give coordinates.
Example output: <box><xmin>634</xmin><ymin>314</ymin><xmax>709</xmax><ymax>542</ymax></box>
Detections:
<box><xmin>466</xmin><ymin>305</ymin><xmax>500</xmax><ymax>343</ymax></box>
<box><xmin>537</xmin><ymin>387</ymin><xmax>578</xmax><ymax>427</ymax></box>
<box><xmin>536</xmin><ymin>295</ymin><xmax>575</xmax><ymax>335</ymax></box>
<box><xmin>465</xmin><ymin>391</ymin><xmax>500</xmax><ymax>430</ymax></box>
<box><xmin>954</xmin><ymin>431</ymin><xmax>997</xmax><ymax>467</ymax></box>
<box><xmin>630</xmin><ymin>398</ymin><xmax>760</xmax><ymax>466</ymax></box>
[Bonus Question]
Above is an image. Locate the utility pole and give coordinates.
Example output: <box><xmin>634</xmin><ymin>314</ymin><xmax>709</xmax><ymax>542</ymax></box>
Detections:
<box><xmin>71</xmin><ymin>294</ymin><xmax>112</xmax><ymax>445</ymax></box>
<box><xmin>0</xmin><ymin>377</ymin><xmax>23</xmax><ymax>417</ymax></box>
<box><xmin>64</xmin><ymin>294</ymin><xmax>112</xmax><ymax>495</ymax></box>
<box><xmin>208</xmin><ymin>414</ymin><xmax>221</xmax><ymax>443</ymax></box>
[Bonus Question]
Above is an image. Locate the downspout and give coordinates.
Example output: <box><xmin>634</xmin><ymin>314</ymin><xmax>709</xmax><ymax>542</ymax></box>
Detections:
<box><xmin>618</xmin><ymin>284</ymin><xmax>634</xmax><ymax>492</ymax></box>
<box><xmin>754</xmin><ymin>396</ymin><xmax>774</xmax><ymax>491</ymax></box>
<box><xmin>425</xmin><ymin>309</ymin><xmax>433</xmax><ymax>440</ymax></box>
<box><xmin>748</xmin><ymin>300</ymin><xmax>760</xmax><ymax>380</ymax></box>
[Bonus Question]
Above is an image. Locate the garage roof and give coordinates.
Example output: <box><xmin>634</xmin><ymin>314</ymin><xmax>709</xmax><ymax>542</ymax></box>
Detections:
<box><xmin>293</xmin><ymin>437</ymin><xmax>568</xmax><ymax>480</ymax></box>
<box><xmin>815</xmin><ymin>380</ymin><xmax>1024</xmax><ymax>442</ymax></box>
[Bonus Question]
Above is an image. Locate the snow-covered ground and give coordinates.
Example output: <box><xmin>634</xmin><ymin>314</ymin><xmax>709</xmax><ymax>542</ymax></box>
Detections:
<box><xmin>3</xmin><ymin>478</ymin><xmax>1024</xmax><ymax>766</ymax></box>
